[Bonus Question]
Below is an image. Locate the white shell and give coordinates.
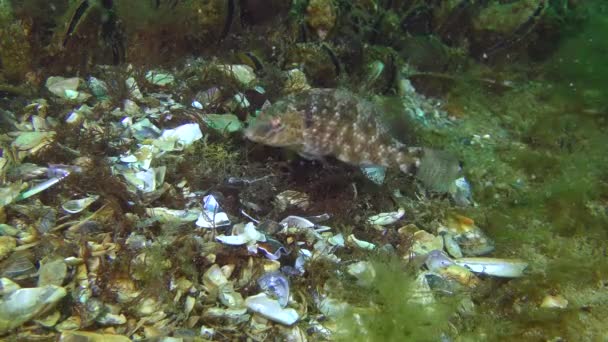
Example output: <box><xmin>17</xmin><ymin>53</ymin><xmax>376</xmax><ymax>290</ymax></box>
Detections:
<box><xmin>153</xmin><ymin>123</ymin><xmax>203</xmax><ymax>152</ymax></box>
<box><xmin>61</xmin><ymin>195</ymin><xmax>99</xmax><ymax>214</ymax></box>
<box><xmin>454</xmin><ymin>257</ymin><xmax>528</xmax><ymax>278</ymax></box>
<box><xmin>280</xmin><ymin>215</ymin><xmax>316</xmax><ymax>229</ymax></box>
<box><xmin>216</xmin><ymin>223</ymin><xmax>266</xmax><ymax>245</ymax></box>
<box><xmin>121</xmin><ymin>168</ymin><xmax>158</xmax><ymax>193</ymax></box>
<box><xmin>245</xmin><ymin>293</ymin><xmax>299</xmax><ymax>326</ymax></box>
<box><xmin>540</xmin><ymin>294</ymin><xmax>568</xmax><ymax>309</ymax></box>
<box><xmin>346</xmin><ymin>234</ymin><xmax>376</xmax><ymax>250</ymax></box>
<box><xmin>146</xmin><ymin>207</ymin><xmax>200</xmax><ymax>223</ymax></box>
<box><xmin>196</xmin><ymin>210</ymin><xmax>231</xmax><ymax>228</ymax></box>
<box><xmin>204</xmin><ymin>307</ymin><xmax>247</xmax><ymax>320</ymax></box>
<box><xmin>202</xmin><ymin>264</ymin><xmax>228</xmax><ymax>289</ymax></box>
<box><xmin>367</xmin><ymin>208</ymin><xmax>405</xmax><ymax>225</ymax></box>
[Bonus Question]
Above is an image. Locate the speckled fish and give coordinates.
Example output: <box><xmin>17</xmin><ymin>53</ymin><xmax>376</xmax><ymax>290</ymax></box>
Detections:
<box><xmin>244</xmin><ymin>88</ymin><xmax>461</xmax><ymax>191</ymax></box>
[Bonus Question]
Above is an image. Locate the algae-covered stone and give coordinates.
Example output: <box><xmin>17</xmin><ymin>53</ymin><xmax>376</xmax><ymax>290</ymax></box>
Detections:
<box><xmin>306</xmin><ymin>0</ymin><xmax>337</xmax><ymax>40</ymax></box>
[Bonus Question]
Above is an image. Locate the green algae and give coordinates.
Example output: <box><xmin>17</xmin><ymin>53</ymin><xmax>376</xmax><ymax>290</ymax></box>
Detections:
<box><xmin>334</xmin><ymin>256</ymin><xmax>457</xmax><ymax>342</ymax></box>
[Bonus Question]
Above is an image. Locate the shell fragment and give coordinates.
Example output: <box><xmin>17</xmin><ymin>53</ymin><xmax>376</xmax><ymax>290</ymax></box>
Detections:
<box><xmin>245</xmin><ymin>293</ymin><xmax>299</xmax><ymax>326</ymax></box>
<box><xmin>257</xmin><ymin>271</ymin><xmax>290</xmax><ymax>308</ymax></box>
<box><xmin>62</xmin><ymin>195</ymin><xmax>99</xmax><ymax>214</ymax></box>
<box><xmin>454</xmin><ymin>257</ymin><xmax>528</xmax><ymax>278</ymax></box>
<box><xmin>196</xmin><ymin>195</ymin><xmax>231</xmax><ymax>228</ymax></box>
<box><xmin>367</xmin><ymin>208</ymin><xmax>405</xmax><ymax>226</ymax></box>
<box><xmin>216</xmin><ymin>222</ymin><xmax>266</xmax><ymax>245</ymax></box>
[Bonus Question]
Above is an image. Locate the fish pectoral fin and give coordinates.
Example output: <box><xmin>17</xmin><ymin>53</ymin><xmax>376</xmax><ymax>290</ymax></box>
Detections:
<box><xmin>416</xmin><ymin>148</ymin><xmax>463</xmax><ymax>193</ymax></box>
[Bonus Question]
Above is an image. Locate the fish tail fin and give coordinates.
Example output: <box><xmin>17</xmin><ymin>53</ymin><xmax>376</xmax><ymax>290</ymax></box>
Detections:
<box><xmin>415</xmin><ymin>148</ymin><xmax>463</xmax><ymax>193</ymax></box>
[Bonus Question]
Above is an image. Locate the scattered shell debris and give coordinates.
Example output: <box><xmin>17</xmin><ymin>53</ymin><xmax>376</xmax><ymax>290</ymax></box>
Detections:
<box><xmin>0</xmin><ymin>1</ymin><xmax>602</xmax><ymax>339</ymax></box>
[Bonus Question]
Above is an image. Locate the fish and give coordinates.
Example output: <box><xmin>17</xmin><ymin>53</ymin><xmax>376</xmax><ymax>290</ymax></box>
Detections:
<box><xmin>244</xmin><ymin>88</ymin><xmax>461</xmax><ymax>191</ymax></box>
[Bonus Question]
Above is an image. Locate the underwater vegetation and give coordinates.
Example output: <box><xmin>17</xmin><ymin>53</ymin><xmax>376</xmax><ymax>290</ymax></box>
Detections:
<box><xmin>334</xmin><ymin>256</ymin><xmax>457</xmax><ymax>342</ymax></box>
<box><xmin>0</xmin><ymin>0</ymin><xmax>607</xmax><ymax>341</ymax></box>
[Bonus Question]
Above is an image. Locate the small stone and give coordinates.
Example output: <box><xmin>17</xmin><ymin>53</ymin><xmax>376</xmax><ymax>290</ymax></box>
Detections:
<box><xmin>540</xmin><ymin>294</ymin><xmax>568</xmax><ymax>309</ymax></box>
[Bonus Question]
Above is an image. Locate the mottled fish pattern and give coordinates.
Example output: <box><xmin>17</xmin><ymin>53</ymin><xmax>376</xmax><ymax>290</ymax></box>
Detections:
<box><xmin>244</xmin><ymin>88</ymin><xmax>460</xmax><ymax>187</ymax></box>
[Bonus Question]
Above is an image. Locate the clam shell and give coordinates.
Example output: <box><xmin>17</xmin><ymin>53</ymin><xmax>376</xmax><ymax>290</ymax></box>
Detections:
<box><xmin>245</xmin><ymin>293</ymin><xmax>299</xmax><ymax>326</ymax></box>
<box><xmin>62</xmin><ymin>195</ymin><xmax>99</xmax><ymax>214</ymax></box>
<box><xmin>454</xmin><ymin>257</ymin><xmax>528</xmax><ymax>278</ymax></box>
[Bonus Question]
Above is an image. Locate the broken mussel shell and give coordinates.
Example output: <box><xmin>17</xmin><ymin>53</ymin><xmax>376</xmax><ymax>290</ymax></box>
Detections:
<box><xmin>257</xmin><ymin>271</ymin><xmax>290</xmax><ymax>308</ymax></box>
<box><xmin>61</xmin><ymin>195</ymin><xmax>99</xmax><ymax>214</ymax></box>
<box><xmin>245</xmin><ymin>293</ymin><xmax>299</xmax><ymax>326</ymax></box>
